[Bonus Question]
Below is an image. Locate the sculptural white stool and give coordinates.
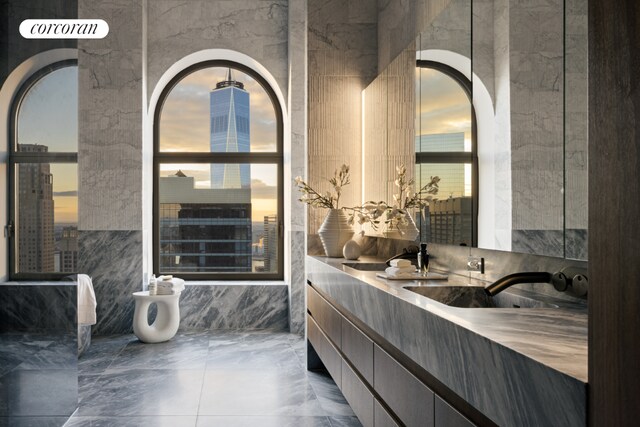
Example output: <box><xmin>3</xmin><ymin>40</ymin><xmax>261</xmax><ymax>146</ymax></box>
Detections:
<box><xmin>132</xmin><ymin>291</ymin><xmax>181</xmax><ymax>343</ymax></box>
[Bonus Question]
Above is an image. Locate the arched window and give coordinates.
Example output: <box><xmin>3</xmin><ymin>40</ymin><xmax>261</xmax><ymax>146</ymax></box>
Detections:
<box><xmin>9</xmin><ymin>60</ymin><xmax>78</xmax><ymax>279</ymax></box>
<box><xmin>415</xmin><ymin>60</ymin><xmax>477</xmax><ymax>246</ymax></box>
<box><xmin>154</xmin><ymin>60</ymin><xmax>283</xmax><ymax>280</ymax></box>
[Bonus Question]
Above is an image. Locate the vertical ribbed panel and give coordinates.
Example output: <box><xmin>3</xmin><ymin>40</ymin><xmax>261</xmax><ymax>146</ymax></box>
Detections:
<box><xmin>307</xmin><ymin>1</ymin><xmax>378</xmax><ymax>234</ymax></box>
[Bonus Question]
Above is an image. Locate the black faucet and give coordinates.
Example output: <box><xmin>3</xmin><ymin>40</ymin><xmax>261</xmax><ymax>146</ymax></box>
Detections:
<box><xmin>484</xmin><ymin>272</ymin><xmax>553</xmax><ymax>296</ymax></box>
<box><xmin>385</xmin><ymin>245</ymin><xmax>419</xmax><ymax>266</ymax></box>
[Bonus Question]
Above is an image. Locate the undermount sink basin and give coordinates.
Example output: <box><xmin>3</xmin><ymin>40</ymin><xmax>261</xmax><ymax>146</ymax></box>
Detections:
<box><xmin>403</xmin><ymin>286</ymin><xmax>560</xmax><ymax>309</ymax></box>
<box><xmin>342</xmin><ymin>262</ymin><xmax>389</xmax><ymax>271</ymax></box>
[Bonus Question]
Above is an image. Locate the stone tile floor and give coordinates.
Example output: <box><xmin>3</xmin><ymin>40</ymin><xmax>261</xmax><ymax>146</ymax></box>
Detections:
<box><xmin>66</xmin><ymin>331</ymin><xmax>362</xmax><ymax>426</ymax></box>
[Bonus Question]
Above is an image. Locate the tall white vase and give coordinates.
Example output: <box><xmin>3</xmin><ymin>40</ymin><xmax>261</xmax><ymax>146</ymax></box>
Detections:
<box><xmin>383</xmin><ymin>213</ymin><xmax>420</xmax><ymax>241</ymax></box>
<box><xmin>318</xmin><ymin>209</ymin><xmax>354</xmax><ymax>257</ymax></box>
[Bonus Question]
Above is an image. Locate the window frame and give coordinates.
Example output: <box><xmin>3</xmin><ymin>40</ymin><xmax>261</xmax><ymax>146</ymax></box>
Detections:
<box><xmin>416</xmin><ymin>60</ymin><xmax>478</xmax><ymax>246</ymax></box>
<box><xmin>8</xmin><ymin>59</ymin><xmax>79</xmax><ymax>280</ymax></box>
<box><xmin>153</xmin><ymin>59</ymin><xmax>284</xmax><ymax>280</ymax></box>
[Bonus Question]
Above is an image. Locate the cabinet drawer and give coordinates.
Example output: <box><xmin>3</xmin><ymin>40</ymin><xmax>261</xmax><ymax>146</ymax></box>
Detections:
<box><xmin>375</xmin><ymin>399</ymin><xmax>400</xmax><ymax>427</ymax></box>
<box><xmin>342</xmin><ymin>317</ymin><xmax>374</xmax><ymax>384</ymax></box>
<box><xmin>307</xmin><ymin>285</ymin><xmax>342</xmax><ymax>347</ymax></box>
<box><xmin>374</xmin><ymin>344</ymin><xmax>435</xmax><ymax>427</ymax></box>
<box><xmin>342</xmin><ymin>359</ymin><xmax>374</xmax><ymax>427</ymax></box>
<box><xmin>435</xmin><ymin>395</ymin><xmax>476</xmax><ymax>427</ymax></box>
<box><xmin>307</xmin><ymin>314</ymin><xmax>342</xmax><ymax>388</ymax></box>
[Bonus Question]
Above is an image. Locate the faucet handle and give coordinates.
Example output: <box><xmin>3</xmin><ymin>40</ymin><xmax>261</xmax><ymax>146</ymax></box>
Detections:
<box><xmin>551</xmin><ymin>271</ymin><xmax>569</xmax><ymax>292</ymax></box>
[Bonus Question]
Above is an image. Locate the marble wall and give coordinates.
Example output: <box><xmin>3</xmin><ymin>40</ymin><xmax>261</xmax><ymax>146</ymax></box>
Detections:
<box><xmin>74</xmin><ymin>0</ymin><xmax>304</xmax><ymax>334</ymax></box>
<box><xmin>288</xmin><ymin>0</ymin><xmax>308</xmax><ymax>335</ymax></box>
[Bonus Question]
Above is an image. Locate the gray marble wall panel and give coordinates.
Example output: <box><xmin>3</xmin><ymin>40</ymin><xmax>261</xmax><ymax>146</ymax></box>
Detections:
<box><xmin>565</xmin><ymin>0</ymin><xmax>588</xmax><ymax>260</ymax></box>
<box><xmin>146</xmin><ymin>0</ymin><xmax>289</xmax><ymax>102</ymax></box>
<box><xmin>509</xmin><ymin>0</ymin><xmax>564</xmax><ymax>237</ymax></box>
<box><xmin>289</xmin><ymin>230</ymin><xmax>306</xmax><ymax>335</ymax></box>
<box><xmin>178</xmin><ymin>283</ymin><xmax>288</xmax><ymax>331</ymax></box>
<box><xmin>78</xmin><ymin>230</ymin><xmax>143</xmax><ymax>335</ymax></box>
<box><xmin>78</xmin><ymin>0</ymin><xmax>143</xmax><ymax>231</ymax></box>
<box><xmin>377</xmin><ymin>0</ymin><xmax>451</xmax><ymax>72</ymax></box>
<box><xmin>288</xmin><ymin>1</ymin><xmax>308</xmax><ymax>335</ymax></box>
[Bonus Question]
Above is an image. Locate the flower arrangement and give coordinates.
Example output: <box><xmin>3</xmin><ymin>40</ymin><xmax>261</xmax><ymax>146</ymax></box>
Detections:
<box><xmin>345</xmin><ymin>165</ymin><xmax>440</xmax><ymax>232</ymax></box>
<box><xmin>294</xmin><ymin>164</ymin><xmax>351</xmax><ymax>209</ymax></box>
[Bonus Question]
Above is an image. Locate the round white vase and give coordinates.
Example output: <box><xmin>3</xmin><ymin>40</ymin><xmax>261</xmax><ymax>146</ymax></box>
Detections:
<box><xmin>318</xmin><ymin>209</ymin><xmax>354</xmax><ymax>257</ymax></box>
<box><xmin>343</xmin><ymin>240</ymin><xmax>362</xmax><ymax>260</ymax></box>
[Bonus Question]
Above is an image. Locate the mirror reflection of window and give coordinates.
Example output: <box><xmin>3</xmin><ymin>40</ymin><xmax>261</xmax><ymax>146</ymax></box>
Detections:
<box><xmin>415</xmin><ymin>62</ymin><xmax>477</xmax><ymax>246</ymax></box>
<box><xmin>11</xmin><ymin>63</ymin><xmax>78</xmax><ymax>278</ymax></box>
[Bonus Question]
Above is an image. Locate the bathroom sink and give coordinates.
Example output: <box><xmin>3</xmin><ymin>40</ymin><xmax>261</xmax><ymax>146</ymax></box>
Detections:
<box><xmin>403</xmin><ymin>286</ymin><xmax>560</xmax><ymax>309</ymax></box>
<box><xmin>342</xmin><ymin>262</ymin><xmax>389</xmax><ymax>271</ymax></box>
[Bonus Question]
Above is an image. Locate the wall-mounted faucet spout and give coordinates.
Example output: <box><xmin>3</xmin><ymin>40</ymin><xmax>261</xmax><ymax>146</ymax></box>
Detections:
<box><xmin>484</xmin><ymin>272</ymin><xmax>553</xmax><ymax>296</ymax></box>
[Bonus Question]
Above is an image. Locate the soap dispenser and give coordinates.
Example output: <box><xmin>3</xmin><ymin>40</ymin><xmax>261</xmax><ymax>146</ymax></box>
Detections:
<box><xmin>417</xmin><ymin>243</ymin><xmax>430</xmax><ymax>276</ymax></box>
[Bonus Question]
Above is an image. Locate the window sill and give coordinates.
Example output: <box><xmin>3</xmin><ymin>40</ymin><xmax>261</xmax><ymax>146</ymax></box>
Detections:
<box><xmin>184</xmin><ymin>280</ymin><xmax>287</xmax><ymax>286</ymax></box>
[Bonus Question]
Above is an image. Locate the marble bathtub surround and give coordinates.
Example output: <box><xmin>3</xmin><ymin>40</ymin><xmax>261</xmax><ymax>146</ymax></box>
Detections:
<box><xmin>0</xmin><ymin>281</ymin><xmax>78</xmax><ymax>423</ymax></box>
<box><xmin>307</xmin><ymin>255</ymin><xmax>587</xmax><ymax>426</ymax></box>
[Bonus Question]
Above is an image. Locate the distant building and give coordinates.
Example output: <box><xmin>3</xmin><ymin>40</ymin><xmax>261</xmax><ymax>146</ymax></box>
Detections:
<box><xmin>262</xmin><ymin>215</ymin><xmax>278</xmax><ymax>273</ymax></box>
<box><xmin>59</xmin><ymin>226</ymin><xmax>78</xmax><ymax>273</ymax></box>
<box><xmin>415</xmin><ymin>132</ymin><xmax>465</xmax><ymax>152</ymax></box>
<box><xmin>159</xmin><ymin>172</ymin><xmax>252</xmax><ymax>273</ymax></box>
<box><xmin>210</xmin><ymin>69</ymin><xmax>251</xmax><ymax>189</ymax></box>
<box><xmin>17</xmin><ymin>144</ymin><xmax>54</xmax><ymax>273</ymax></box>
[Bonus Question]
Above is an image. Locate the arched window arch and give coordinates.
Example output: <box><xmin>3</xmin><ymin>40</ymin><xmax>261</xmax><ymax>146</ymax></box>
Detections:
<box><xmin>415</xmin><ymin>60</ymin><xmax>478</xmax><ymax>246</ymax></box>
<box><xmin>153</xmin><ymin>60</ymin><xmax>284</xmax><ymax>280</ymax></box>
<box><xmin>8</xmin><ymin>59</ymin><xmax>78</xmax><ymax>279</ymax></box>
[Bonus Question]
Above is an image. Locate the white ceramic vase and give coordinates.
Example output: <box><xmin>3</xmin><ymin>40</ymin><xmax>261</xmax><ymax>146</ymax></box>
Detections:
<box><xmin>383</xmin><ymin>213</ymin><xmax>420</xmax><ymax>241</ymax></box>
<box><xmin>318</xmin><ymin>209</ymin><xmax>354</xmax><ymax>257</ymax></box>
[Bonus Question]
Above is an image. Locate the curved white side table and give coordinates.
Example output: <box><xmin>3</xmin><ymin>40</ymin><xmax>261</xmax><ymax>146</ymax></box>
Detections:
<box><xmin>132</xmin><ymin>291</ymin><xmax>181</xmax><ymax>343</ymax></box>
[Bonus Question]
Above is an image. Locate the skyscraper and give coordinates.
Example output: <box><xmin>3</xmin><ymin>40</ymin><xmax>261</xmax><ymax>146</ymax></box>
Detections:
<box><xmin>210</xmin><ymin>69</ymin><xmax>251</xmax><ymax>189</ymax></box>
<box><xmin>17</xmin><ymin>144</ymin><xmax>54</xmax><ymax>273</ymax></box>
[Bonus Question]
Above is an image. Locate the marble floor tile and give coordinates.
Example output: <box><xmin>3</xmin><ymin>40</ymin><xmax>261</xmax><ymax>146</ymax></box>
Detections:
<box><xmin>69</xmin><ymin>331</ymin><xmax>358</xmax><ymax>425</ymax></box>
<box><xmin>64</xmin><ymin>416</ymin><xmax>197</xmax><ymax>427</ymax></box>
<box><xmin>76</xmin><ymin>369</ymin><xmax>204</xmax><ymax>417</ymax></box>
<box><xmin>195</xmin><ymin>415</ymin><xmax>333</xmax><ymax>427</ymax></box>
<box><xmin>108</xmin><ymin>333</ymin><xmax>209</xmax><ymax>370</ymax></box>
<box><xmin>328</xmin><ymin>416</ymin><xmax>363</xmax><ymax>427</ymax></box>
<box><xmin>198</xmin><ymin>370</ymin><xmax>325</xmax><ymax>416</ymax></box>
<box><xmin>79</xmin><ymin>335</ymin><xmax>134</xmax><ymax>373</ymax></box>
<box><xmin>0</xmin><ymin>369</ymin><xmax>77</xmax><ymax>417</ymax></box>
<box><xmin>0</xmin><ymin>416</ymin><xmax>71</xmax><ymax>426</ymax></box>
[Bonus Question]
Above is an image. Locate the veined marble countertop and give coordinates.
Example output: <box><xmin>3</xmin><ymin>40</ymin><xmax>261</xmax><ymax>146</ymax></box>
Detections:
<box><xmin>307</xmin><ymin>255</ymin><xmax>588</xmax><ymax>427</ymax></box>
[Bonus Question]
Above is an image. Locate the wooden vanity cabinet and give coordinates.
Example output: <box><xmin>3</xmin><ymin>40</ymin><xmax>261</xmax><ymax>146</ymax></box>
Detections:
<box><xmin>306</xmin><ymin>283</ymin><xmax>478</xmax><ymax>427</ymax></box>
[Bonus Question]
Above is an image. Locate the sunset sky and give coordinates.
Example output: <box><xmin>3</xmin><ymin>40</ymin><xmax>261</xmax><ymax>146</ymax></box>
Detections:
<box><xmin>159</xmin><ymin>67</ymin><xmax>279</xmax><ymax>222</ymax></box>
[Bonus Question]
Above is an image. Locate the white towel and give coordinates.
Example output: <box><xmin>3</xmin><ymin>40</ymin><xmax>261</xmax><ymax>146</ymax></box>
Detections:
<box><xmin>77</xmin><ymin>274</ymin><xmax>97</xmax><ymax>326</ymax></box>
<box><xmin>156</xmin><ymin>277</ymin><xmax>185</xmax><ymax>295</ymax></box>
<box><xmin>384</xmin><ymin>266</ymin><xmax>416</xmax><ymax>279</ymax></box>
<box><xmin>390</xmin><ymin>259</ymin><xmax>412</xmax><ymax>268</ymax></box>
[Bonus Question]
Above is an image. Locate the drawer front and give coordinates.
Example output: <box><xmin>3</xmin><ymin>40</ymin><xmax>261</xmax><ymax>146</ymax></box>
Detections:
<box><xmin>342</xmin><ymin>359</ymin><xmax>375</xmax><ymax>427</ymax></box>
<box><xmin>342</xmin><ymin>317</ymin><xmax>374</xmax><ymax>384</ymax></box>
<box><xmin>375</xmin><ymin>400</ymin><xmax>401</xmax><ymax>427</ymax></box>
<box><xmin>374</xmin><ymin>344</ymin><xmax>435</xmax><ymax>427</ymax></box>
<box><xmin>435</xmin><ymin>395</ymin><xmax>476</xmax><ymax>427</ymax></box>
<box><xmin>307</xmin><ymin>285</ymin><xmax>342</xmax><ymax>347</ymax></box>
<box><xmin>307</xmin><ymin>314</ymin><xmax>342</xmax><ymax>388</ymax></box>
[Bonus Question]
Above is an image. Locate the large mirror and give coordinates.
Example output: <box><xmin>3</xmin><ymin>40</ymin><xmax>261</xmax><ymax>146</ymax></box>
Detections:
<box><xmin>363</xmin><ymin>0</ymin><xmax>588</xmax><ymax>261</ymax></box>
